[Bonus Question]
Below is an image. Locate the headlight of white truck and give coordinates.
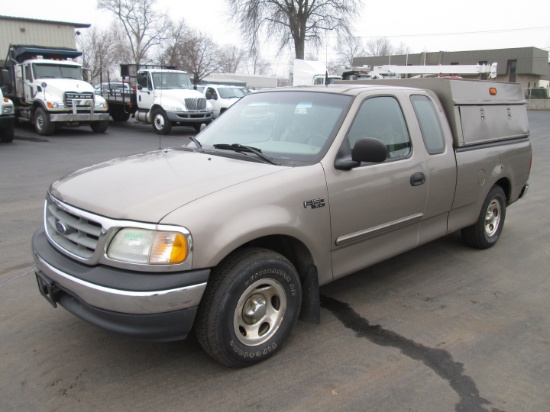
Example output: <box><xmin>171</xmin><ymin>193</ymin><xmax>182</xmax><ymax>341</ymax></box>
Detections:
<box><xmin>46</xmin><ymin>101</ymin><xmax>65</xmax><ymax>109</ymax></box>
<box><xmin>94</xmin><ymin>101</ymin><xmax>108</xmax><ymax>109</ymax></box>
<box><xmin>164</xmin><ymin>105</ymin><xmax>184</xmax><ymax>112</ymax></box>
<box><xmin>107</xmin><ymin>228</ymin><xmax>190</xmax><ymax>265</ymax></box>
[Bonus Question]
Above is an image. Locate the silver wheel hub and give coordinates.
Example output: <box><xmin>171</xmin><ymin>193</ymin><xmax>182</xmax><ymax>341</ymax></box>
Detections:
<box><xmin>154</xmin><ymin>114</ymin><xmax>164</xmax><ymax>129</ymax></box>
<box><xmin>234</xmin><ymin>278</ymin><xmax>287</xmax><ymax>346</ymax></box>
<box><xmin>484</xmin><ymin>199</ymin><xmax>501</xmax><ymax>237</ymax></box>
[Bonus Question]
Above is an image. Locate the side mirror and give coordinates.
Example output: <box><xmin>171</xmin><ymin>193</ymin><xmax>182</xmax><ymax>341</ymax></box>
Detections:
<box><xmin>334</xmin><ymin>137</ymin><xmax>387</xmax><ymax>170</ymax></box>
<box><xmin>352</xmin><ymin>137</ymin><xmax>387</xmax><ymax>163</ymax></box>
<box><xmin>137</xmin><ymin>84</ymin><xmax>143</xmax><ymax>91</ymax></box>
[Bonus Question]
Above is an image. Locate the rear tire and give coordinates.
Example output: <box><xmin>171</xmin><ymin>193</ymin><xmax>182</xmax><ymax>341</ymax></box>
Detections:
<box><xmin>34</xmin><ymin>107</ymin><xmax>55</xmax><ymax>136</ymax></box>
<box><xmin>152</xmin><ymin>108</ymin><xmax>172</xmax><ymax>135</ymax></box>
<box><xmin>462</xmin><ymin>185</ymin><xmax>507</xmax><ymax>249</ymax></box>
<box><xmin>195</xmin><ymin>248</ymin><xmax>302</xmax><ymax>367</ymax></box>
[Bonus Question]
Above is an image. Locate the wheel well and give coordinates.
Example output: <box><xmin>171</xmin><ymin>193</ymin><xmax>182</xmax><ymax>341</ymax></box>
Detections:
<box><xmin>243</xmin><ymin>235</ymin><xmax>314</xmax><ymax>282</ymax></box>
<box><xmin>241</xmin><ymin>235</ymin><xmax>320</xmax><ymax>324</ymax></box>
<box><xmin>495</xmin><ymin>178</ymin><xmax>511</xmax><ymax>204</ymax></box>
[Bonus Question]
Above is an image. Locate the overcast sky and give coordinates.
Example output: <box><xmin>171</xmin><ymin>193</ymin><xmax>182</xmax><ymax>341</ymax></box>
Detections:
<box><xmin>2</xmin><ymin>0</ymin><xmax>549</xmax><ymax>75</ymax></box>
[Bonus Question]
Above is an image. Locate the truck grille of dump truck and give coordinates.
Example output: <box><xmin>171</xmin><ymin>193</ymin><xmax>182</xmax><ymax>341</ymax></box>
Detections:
<box><xmin>65</xmin><ymin>92</ymin><xmax>94</xmax><ymax>110</ymax></box>
<box><xmin>185</xmin><ymin>97</ymin><xmax>207</xmax><ymax>111</ymax></box>
<box><xmin>44</xmin><ymin>195</ymin><xmax>102</xmax><ymax>260</ymax></box>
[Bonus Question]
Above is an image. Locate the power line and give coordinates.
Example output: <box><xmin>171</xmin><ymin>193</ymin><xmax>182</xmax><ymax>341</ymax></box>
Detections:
<box><xmin>357</xmin><ymin>26</ymin><xmax>550</xmax><ymax>40</ymax></box>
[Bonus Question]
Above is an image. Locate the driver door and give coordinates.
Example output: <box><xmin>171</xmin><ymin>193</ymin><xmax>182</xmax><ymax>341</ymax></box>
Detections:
<box><xmin>325</xmin><ymin>94</ymin><xmax>429</xmax><ymax>280</ymax></box>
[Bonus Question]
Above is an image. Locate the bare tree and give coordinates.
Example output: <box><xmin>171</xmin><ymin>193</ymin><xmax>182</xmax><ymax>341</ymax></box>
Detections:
<box><xmin>159</xmin><ymin>19</ymin><xmax>190</xmax><ymax>67</ymax></box>
<box><xmin>226</xmin><ymin>0</ymin><xmax>361</xmax><ymax>60</ymax></box>
<box><xmin>365</xmin><ymin>37</ymin><xmax>394</xmax><ymax>57</ymax></box>
<box><xmin>335</xmin><ymin>35</ymin><xmax>366</xmax><ymax>68</ymax></box>
<box><xmin>218</xmin><ymin>45</ymin><xmax>246</xmax><ymax>73</ymax></box>
<box><xmin>77</xmin><ymin>27</ymin><xmax>118</xmax><ymax>83</ymax></box>
<box><xmin>97</xmin><ymin>0</ymin><xmax>171</xmax><ymax>65</ymax></box>
<box><xmin>176</xmin><ymin>31</ymin><xmax>222</xmax><ymax>85</ymax></box>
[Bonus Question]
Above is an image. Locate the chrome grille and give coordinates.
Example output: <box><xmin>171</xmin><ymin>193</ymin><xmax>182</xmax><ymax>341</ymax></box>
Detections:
<box><xmin>185</xmin><ymin>97</ymin><xmax>207</xmax><ymax>111</ymax></box>
<box><xmin>65</xmin><ymin>92</ymin><xmax>94</xmax><ymax>109</ymax></box>
<box><xmin>45</xmin><ymin>197</ymin><xmax>102</xmax><ymax>259</ymax></box>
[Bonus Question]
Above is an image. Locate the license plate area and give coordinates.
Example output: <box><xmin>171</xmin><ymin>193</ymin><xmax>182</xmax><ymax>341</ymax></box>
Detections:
<box><xmin>35</xmin><ymin>271</ymin><xmax>60</xmax><ymax>308</ymax></box>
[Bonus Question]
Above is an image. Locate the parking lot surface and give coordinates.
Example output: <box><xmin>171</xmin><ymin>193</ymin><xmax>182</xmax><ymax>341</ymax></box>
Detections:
<box><xmin>1</xmin><ymin>113</ymin><xmax>549</xmax><ymax>411</ymax></box>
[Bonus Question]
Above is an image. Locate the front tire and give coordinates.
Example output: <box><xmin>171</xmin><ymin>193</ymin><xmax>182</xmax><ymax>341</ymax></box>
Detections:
<box><xmin>462</xmin><ymin>185</ymin><xmax>507</xmax><ymax>249</ymax></box>
<box><xmin>195</xmin><ymin>248</ymin><xmax>302</xmax><ymax>367</ymax></box>
<box><xmin>34</xmin><ymin>107</ymin><xmax>55</xmax><ymax>136</ymax></box>
<box><xmin>90</xmin><ymin>121</ymin><xmax>109</xmax><ymax>133</ymax></box>
<box><xmin>0</xmin><ymin>121</ymin><xmax>14</xmax><ymax>143</ymax></box>
<box><xmin>152</xmin><ymin>108</ymin><xmax>172</xmax><ymax>135</ymax></box>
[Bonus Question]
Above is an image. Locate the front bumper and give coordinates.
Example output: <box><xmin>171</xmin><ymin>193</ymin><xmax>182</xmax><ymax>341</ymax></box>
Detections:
<box><xmin>165</xmin><ymin>110</ymin><xmax>212</xmax><ymax>123</ymax></box>
<box><xmin>32</xmin><ymin>228</ymin><xmax>209</xmax><ymax>341</ymax></box>
<box><xmin>50</xmin><ymin>112</ymin><xmax>111</xmax><ymax>123</ymax></box>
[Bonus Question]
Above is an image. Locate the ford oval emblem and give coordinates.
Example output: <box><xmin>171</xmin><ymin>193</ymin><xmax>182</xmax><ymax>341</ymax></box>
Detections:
<box><xmin>55</xmin><ymin>220</ymin><xmax>68</xmax><ymax>235</ymax></box>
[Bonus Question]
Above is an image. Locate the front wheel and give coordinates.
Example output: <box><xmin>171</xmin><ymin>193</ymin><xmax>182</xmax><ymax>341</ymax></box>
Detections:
<box><xmin>90</xmin><ymin>121</ymin><xmax>109</xmax><ymax>133</ymax></box>
<box><xmin>0</xmin><ymin>121</ymin><xmax>14</xmax><ymax>143</ymax></box>
<box><xmin>462</xmin><ymin>185</ymin><xmax>507</xmax><ymax>249</ymax></box>
<box><xmin>195</xmin><ymin>248</ymin><xmax>302</xmax><ymax>367</ymax></box>
<box><xmin>34</xmin><ymin>107</ymin><xmax>55</xmax><ymax>136</ymax></box>
<box><xmin>152</xmin><ymin>108</ymin><xmax>172</xmax><ymax>135</ymax></box>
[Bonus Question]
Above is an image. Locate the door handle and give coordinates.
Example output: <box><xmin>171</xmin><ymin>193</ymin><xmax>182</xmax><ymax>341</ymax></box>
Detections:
<box><xmin>410</xmin><ymin>172</ymin><xmax>425</xmax><ymax>186</ymax></box>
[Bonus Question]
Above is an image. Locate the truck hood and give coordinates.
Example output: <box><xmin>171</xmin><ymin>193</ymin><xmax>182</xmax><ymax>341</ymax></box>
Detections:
<box><xmin>37</xmin><ymin>78</ymin><xmax>95</xmax><ymax>96</ymax></box>
<box><xmin>154</xmin><ymin>89</ymin><xmax>204</xmax><ymax>104</ymax></box>
<box><xmin>50</xmin><ymin>148</ymin><xmax>286</xmax><ymax>222</ymax></box>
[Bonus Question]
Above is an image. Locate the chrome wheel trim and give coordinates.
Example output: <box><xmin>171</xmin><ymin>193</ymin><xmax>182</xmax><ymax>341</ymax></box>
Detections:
<box><xmin>154</xmin><ymin>113</ymin><xmax>165</xmax><ymax>130</ymax></box>
<box><xmin>484</xmin><ymin>199</ymin><xmax>501</xmax><ymax>237</ymax></box>
<box><xmin>233</xmin><ymin>278</ymin><xmax>287</xmax><ymax>347</ymax></box>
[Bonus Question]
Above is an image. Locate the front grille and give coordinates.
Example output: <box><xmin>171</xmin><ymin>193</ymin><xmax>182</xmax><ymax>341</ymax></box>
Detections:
<box><xmin>65</xmin><ymin>92</ymin><xmax>94</xmax><ymax>109</ymax></box>
<box><xmin>45</xmin><ymin>197</ymin><xmax>102</xmax><ymax>259</ymax></box>
<box><xmin>185</xmin><ymin>97</ymin><xmax>207</xmax><ymax>111</ymax></box>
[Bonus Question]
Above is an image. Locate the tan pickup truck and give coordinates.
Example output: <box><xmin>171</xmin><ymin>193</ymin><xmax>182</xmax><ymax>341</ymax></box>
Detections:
<box><xmin>32</xmin><ymin>79</ymin><xmax>532</xmax><ymax>367</ymax></box>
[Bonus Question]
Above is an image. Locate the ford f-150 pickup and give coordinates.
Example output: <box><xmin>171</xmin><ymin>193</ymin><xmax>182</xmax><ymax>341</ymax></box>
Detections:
<box><xmin>32</xmin><ymin>79</ymin><xmax>532</xmax><ymax>367</ymax></box>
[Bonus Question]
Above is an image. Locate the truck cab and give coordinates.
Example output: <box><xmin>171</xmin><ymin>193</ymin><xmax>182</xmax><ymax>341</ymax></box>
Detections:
<box><xmin>134</xmin><ymin>69</ymin><xmax>212</xmax><ymax>134</ymax></box>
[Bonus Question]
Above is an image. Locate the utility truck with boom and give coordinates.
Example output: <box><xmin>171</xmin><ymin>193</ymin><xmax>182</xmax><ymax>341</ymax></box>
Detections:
<box><xmin>0</xmin><ymin>44</ymin><xmax>110</xmax><ymax>136</ymax></box>
<box><xmin>32</xmin><ymin>78</ymin><xmax>531</xmax><ymax>367</ymax></box>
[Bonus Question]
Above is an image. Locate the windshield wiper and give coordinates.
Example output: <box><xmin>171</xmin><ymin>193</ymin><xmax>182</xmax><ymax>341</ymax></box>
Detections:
<box><xmin>213</xmin><ymin>143</ymin><xmax>279</xmax><ymax>165</ymax></box>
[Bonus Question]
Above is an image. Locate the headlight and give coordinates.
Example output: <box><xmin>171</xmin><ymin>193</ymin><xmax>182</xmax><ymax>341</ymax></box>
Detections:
<box><xmin>164</xmin><ymin>105</ymin><xmax>184</xmax><ymax>112</ymax></box>
<box><xmin>95</xmin><ymin>102</ymin><xmax>108</xmax><ymax>109</ymax></box>
<box><xmin>2</xmin><ymin>106</ymin><xmax>13</xmax><ymax>114</ymax></box>
<box><xmin>46</xmin><ymin>101</ymin><xmax>65</xmax><ymax>109</ymax></box>
<box><xmin>107</xmin><ymin>228</ymin><xmax>189</xmax><ymax>265</ymax></box>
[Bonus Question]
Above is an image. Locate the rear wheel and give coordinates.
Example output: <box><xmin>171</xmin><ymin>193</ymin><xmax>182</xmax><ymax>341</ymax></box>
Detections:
<box><xmin>462</xmin><ymin>185</ymin><xmax>507</xmax><ymax>249</ymax></box>
<box><xmin>152</xmin><ymin>108</ymin><xmax>172</xmax><ymax>135</ymax></box>
<box><xmin>111</xmin><ymin>111</ymin><xmax>130</xmax><ymax>122</ymax></box>
<box><xmin>34</xmin><ymin>107</ymin><xmax>55</xmax><ymax>136</ymax></box>
<box><xmin>195</xmin><ymin>248</ymin><xmax>302</xmax><ymax>367</ymax></box>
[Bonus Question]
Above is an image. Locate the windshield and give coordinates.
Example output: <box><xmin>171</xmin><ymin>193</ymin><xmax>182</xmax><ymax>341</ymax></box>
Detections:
<box><xmin>33</xmin><ymin>63</ymin><xmax>83</xmax><ymax>80</ymax></box>
<box><xmin>218</xmin><ymin>87</ymin><xmax>245</xmax><ymax>99</ymax></box>
<box><xmin>152</xmin><ymin>72</ymin><xmax>192</xmax><ymax>89</ymax></box>
<box><xmin>196</xmin><ymin>91</ymin><xmax>352</xmax><ymax>165</ymax></box>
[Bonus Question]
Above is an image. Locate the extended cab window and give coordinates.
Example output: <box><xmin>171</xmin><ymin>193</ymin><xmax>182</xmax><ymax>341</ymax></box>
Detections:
<box><xmin>410</xmin><ymin>95</ymin><xmax>446</xmax><ymax>154</ymax></box>
<box><xmin>347</xmin><ymin>96</ymin><xmax>411</xmax><ymax>159</ymax></box>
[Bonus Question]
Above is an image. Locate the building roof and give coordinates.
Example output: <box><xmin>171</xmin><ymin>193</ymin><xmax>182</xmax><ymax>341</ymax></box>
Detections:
<box><xmin>0</xmin><ymin>15</ymin><xmax>91</xmax><ymax>29</ymax></box>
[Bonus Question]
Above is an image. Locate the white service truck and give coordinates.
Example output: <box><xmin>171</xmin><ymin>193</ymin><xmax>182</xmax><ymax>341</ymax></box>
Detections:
<box><xmin>292</xmin><ymin>59</ymin><xmax>342</xmax><ymax>86</ymax></box>
<box><xmin>0</xmin><ymin>44</ymin><xmax>110</xmax><ymax>136</ymax></box>
<box><xmin>97</xmin><ymin>64</ymin><xmax>213</xmax><ymax>134</ymax></box>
